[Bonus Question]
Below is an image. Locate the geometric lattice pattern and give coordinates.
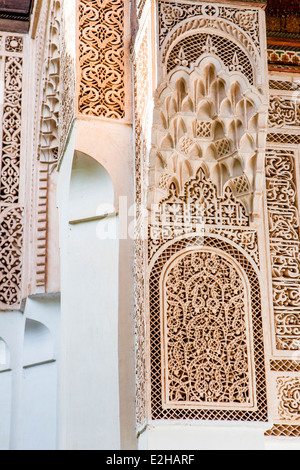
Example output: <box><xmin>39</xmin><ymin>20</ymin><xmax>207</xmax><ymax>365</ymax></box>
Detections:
<box><xmin>270</xmin><ymin>360</ymin><xmax>300</xmax><ymax>372</ymax></box>
<box><xmin>267</xmin><ymin>133</ymin><xmax>300</xmax><ymax>146</ymax></box>
<box><xmin>265</xmin><ymin>425</ymin><xmax>300</xmax><ymax>437</ymax></box>
<box><xmin>167</xmin><ymin>33</ymin><xmax>254</xmax><ymax>85</ymax></box>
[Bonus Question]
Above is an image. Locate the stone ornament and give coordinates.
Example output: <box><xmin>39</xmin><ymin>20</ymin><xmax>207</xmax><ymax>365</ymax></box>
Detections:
<box><xmin>266</xmin><ymin>72</ymin><xmax>300</xmax><ymax>436</ymax></box>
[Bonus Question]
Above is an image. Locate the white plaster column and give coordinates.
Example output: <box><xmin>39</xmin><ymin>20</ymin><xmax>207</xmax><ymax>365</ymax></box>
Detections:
<box><xmin>56</xmin><ymin>0</ymin><xmax>136</xmax><ymax>450</ymax></box>
<box><xmin>57</xmin><ymin>128</ymin><xmax>122</xmax><ymax>450</ymax></box>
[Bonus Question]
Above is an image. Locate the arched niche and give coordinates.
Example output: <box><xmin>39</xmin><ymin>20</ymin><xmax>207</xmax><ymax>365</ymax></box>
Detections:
<box><xmin>0</xmin><ymin>338</ymin><xmax>10</xmax><ymax>372</ymax></box>
<box><xmin>68</xmin><ymin>151</ymin><xmax>115</xmax><ymax>223</ymax></box>
<box><xmin>23</xmin><ymin>319</ymin><xmax>54</xmax><ymax>368</ymax></box>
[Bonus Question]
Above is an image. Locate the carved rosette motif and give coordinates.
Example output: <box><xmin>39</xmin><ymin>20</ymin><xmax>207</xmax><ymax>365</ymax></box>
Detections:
<box><xmin>277</xmin><ymin>377</ymin><xmax>300</xmax><ymax>421</ymax></box>
<box><xmin>78</xmin><ymin>0</ymin><xmax>125</xmax><ymax>119</ymax></box>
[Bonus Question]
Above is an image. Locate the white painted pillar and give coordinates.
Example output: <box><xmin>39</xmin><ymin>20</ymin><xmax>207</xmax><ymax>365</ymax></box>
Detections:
<box><xmin>57</xmin><ymin>138</ymin><xmax>121</xmax><ymax>450</ymax></box>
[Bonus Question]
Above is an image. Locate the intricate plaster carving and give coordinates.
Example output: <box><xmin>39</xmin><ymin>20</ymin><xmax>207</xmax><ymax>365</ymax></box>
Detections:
<box><xmin>265</xmin><ymin>149</ymin><xmax>300</xmax><ymax>351</ymax></box>
<box><xmin>137</xmin><ymin>0</ymin><xmax>148</xmax><ymax>21</ymax></box>
<box><xmin>38</xmin><ymin>0</ymin><xmax>61</xmax><ymax>165</ymax></box>
<box><xmin>59</xmin><ymin>0</ymin><xmax>76</xmax><ymax>156</ymax></box>
<box><xmin>133</xmin><ymin>25</ymin><xmax>152</xmax><ymax>427</ymax></box>
<box><xmin>268</xmin><ymin>49</ymin><xmax>300</xmax><ymax>70</ymax></box>
<box><xmin>162</xmin><ymin>248</ymin><xmax>255</xmax><ymax>410</ymax></box>
<box><xmin>135</xmin><ymin>1</ymin><xmax>268</xmax><ymax>424</ymax></box>
<box><xmin>158</xmin><ymin>1</ymin><xmax>261</xmax><ymax>55</ymax></box>
<box><xmin>0</xmin><ymin>38</ymin><xmax>25</xmax><ymax>309</ymax></box>
<box><xmin>267</xmin><ymin>133</ymin><xmax>300</xmax><ymax>146</ymax></box>
<box><xmin>0</xmin><ymin>207</ymin><xmax>23</xmax><ymax>308</ymax></box>
<box><xmin>149</xmin><ymin>236</ymin><xmax>267</xmax><ymax>421</ymax></box>
<box><xmin>166</xmin><ymin>33</ymin><xmax>255</xmax><ymax>85</ymax></box>
<box><xmin>269</xmin><ymin>80</ymin><xmax>300</xmax><ymax>92</ymax></box>
<box><xmin>5</xmin><ymin>36</ymin><xmax>23</xmax><ymax>53</ymax></box>
<box><xmin>134</xmin><ymin>28</ymin><xmax>151</xmax><ymax>210</ymax></box>
<box><xmin>149</xmin><ymin>59</ymin><xmax>262</xmax><ymax>217</ymax></box>
<box><xmin>265</xmin><ymin>424</ymin><xmax>300</xmax><ymax>438</ymax></box>
<box><xmin>268</xmin><ymin>96</ymin><xmax>300</xmax><ymax>129</ymax></box>
<box><xmin>1</xmin><ymin>55</ymin><xmax>23</xmax><ymax>204</ymax></box>
<box><xmin>148</xmin><ymin>168</ymin><xmax>260</xmax><ymax>264</ymax></box>
<box><xmin>78</xmin><ymin>0</ymin><xmax>125</xmax><ymax>119</ymax></box>
<box><xmin>270</xmin><ymin>360</ymin><xmax>300</xmax><ymax>373</ymax></box>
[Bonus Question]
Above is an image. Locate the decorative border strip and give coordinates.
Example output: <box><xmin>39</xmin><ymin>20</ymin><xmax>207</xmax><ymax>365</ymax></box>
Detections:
<box><xmin>270</xmin><ymin>360</ymin><xmax>300</xmax><ymax>372</ymax></box>
<box><xmin>268</xmin><ymin>49</ymin><xmax>300</xmax><ymax>68</ymax></box>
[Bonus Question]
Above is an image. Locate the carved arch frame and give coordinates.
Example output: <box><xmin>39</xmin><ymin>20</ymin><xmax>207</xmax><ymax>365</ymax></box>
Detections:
<box><xmin>147</xmin><ymin>233</ymin><xmax>268</xmax><ymax>422</ymax></box>
<box><xmin>158</xmin><ymin>12</ymin><xmax>263</xmax><ymax>87</ymax></box>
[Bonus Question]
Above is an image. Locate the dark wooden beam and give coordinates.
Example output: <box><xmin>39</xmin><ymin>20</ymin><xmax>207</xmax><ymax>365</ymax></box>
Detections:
<box><xmin>0</xmin><ymin>0</ymin><xmax>32</xmax><ymax>15</ymax></box>
<box><xmin>0</xmin><ymin>0</ymin><xmax>33</xmax><ymax>32</ymax></box>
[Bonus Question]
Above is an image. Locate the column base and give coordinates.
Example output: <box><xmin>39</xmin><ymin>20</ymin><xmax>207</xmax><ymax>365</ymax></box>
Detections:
<box><xmin>138</xmin><ymin>421</ymin><xmax>272</xmax><ymax>451</ymax></box>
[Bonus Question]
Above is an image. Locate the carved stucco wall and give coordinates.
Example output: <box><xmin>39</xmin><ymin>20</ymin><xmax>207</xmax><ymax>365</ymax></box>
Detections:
<box><xmin>2</xmin><ymin>0</ymin><xmax>296</xmax><ymax>444</ymax></box>
<box><xmin>265</xmin><ymin>77</ymin><xmax>300</xmax><ymax>438</ymax></box>
<box><xmin>27</xmin><ymin>0</ymin><xmax>300</xmax><ymax>442</ymax></box>
<box><xmin>133</xmin><ymin>0</ymin><xmax>287</xmax><ymax>431</ymax></box>
<box><xmin>42</xmin><ymin>0</ymin><xmax>300</xmax><ymax>441</ymax></box>
<box><xmin>0</xmin><ymin>33</ymin><xmax>25</xmax><ymax>309</ymax></box>
<box><xmin>18</xmin><ymin>0</ymin><xmax>299</xmax><ymax>445</ymax></box>
<box><xmin>0</xmin><ymin>1</ymin><xmax>63</xmax><ymax>307</ymax></box>
<box><xmin>34</xmin><ymin>0</ymin><xmax>61</xmax><ymax>291</ymax></box>
<box><xmin>78</xmin><ymin>0</ymin><xmax>125</xmax><ymax>119</ymax></box>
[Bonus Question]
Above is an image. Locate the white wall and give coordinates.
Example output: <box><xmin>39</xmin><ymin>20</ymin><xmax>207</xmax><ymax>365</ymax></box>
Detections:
<box><xmin>0</xmin><ymin>295</ymin><xmax>60</xmax><ymax>450</ymax></box>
